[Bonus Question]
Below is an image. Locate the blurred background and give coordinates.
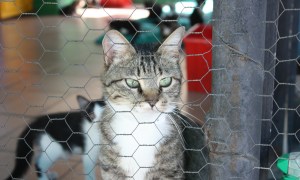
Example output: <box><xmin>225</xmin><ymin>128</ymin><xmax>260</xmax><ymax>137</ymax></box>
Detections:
<box><xmin>0</xmin><ymin>0</ymin><xmax>213</xmax><ymax>179</ymax></box>
<box><xmin>2</xmin><ymin>0</ymin><xmax>300</xmax><ymax>179</ymax></box>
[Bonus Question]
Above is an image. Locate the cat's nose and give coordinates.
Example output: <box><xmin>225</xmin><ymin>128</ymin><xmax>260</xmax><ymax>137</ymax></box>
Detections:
<box><xmin>147</xmin><ymin>100</ymin><xmax>158</xmax><ymax>108</ymax></box>
<box><xmin>149</xmin><ymin>102</ymin><xmax>155</xmax><ymax>108</ymax></box>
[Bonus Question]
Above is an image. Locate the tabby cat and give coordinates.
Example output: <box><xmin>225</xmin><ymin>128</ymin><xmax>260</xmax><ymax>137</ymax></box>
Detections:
<box><xmin>100</xmin><ymin>27</ymin><xmax>186</xmax><ymax>179</ymax></box>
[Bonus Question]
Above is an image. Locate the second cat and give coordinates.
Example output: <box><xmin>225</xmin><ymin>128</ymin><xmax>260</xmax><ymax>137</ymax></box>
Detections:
<box><xmin>6</xmin><ymin>96</ymin><xmax>105</xmax><ymax>180</ymax></box>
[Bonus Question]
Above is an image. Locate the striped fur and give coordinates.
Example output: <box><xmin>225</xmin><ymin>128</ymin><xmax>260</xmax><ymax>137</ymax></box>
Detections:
<box><xmin>100</xmin><ymin>27</ymin><xmax>185</xmax><ymax>179</ymax></box>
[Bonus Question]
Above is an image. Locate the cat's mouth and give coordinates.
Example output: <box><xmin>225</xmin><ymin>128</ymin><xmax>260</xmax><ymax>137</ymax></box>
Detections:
<box><xmin>135</xmin><ymin>101</ymin><xmax>174</xmax><ymax>113</ymax></box>
<box><xmin>107</xmin><ymin>99</ymin><xmax>174</xmax><ymax>113</ymax></box>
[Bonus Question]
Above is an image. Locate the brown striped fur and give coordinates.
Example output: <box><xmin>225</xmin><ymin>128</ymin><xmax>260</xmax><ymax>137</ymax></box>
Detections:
<box><xmin>100</xmin><ymin>27</ymin><xmax>186</xmax><ymax>179</ymax></box>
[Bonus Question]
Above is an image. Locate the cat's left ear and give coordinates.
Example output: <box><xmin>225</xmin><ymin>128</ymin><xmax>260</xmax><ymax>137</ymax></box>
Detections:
<box><xmin>157</xmin><ymin>26</ymin><xmax>185</xmax><ymax>60</ymax></box>
<box><xmin>77</xmin><ymin>95</ymin><xmax>90</xmax><ymax>110</ymax></box>
<box><xmin>102</xmin><ymin>30</ymin><xmax>136</xmax><ymax>68</ymax></box>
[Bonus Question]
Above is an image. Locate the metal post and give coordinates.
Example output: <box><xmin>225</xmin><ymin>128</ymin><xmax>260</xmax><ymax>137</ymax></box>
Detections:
<box><xmin>259</xmin><ymin>0</ymin><xmax>279</xmax><ymax>179</ymax></box>
<box><xmin>207</xmin><ymin>1</ymin><xmax>267</xmax><ymax>179</ymax></box>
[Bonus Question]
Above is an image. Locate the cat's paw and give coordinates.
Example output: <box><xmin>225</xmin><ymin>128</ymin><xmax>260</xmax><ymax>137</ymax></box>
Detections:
<box><xmin>47</xmin><ymin>171</ymin><xmax>58</xmax><ymax>180</ymax></box>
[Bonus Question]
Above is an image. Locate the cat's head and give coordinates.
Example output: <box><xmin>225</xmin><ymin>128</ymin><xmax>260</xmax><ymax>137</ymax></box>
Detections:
<box><xmin>77</xmin><ymin>95</ymin><xmax>106</xmax><ymax>122</ymax></box>
<box><xmin>102</xmin><ymin>27</ymin><xmax>184</xmax><ymax>115</ymax></box>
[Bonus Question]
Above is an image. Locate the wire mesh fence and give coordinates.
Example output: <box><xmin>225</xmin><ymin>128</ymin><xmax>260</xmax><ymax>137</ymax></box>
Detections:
<box><xmin>0</xmin><ymin>0</ymin><xmax>300</xmax><ymax>179</ymax></box>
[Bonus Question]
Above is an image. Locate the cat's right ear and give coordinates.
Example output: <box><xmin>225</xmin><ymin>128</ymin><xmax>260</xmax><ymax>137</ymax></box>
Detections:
<box><xmin>157</xmin><ymin>26</ymin><xmax>185</xmax><ymax>61</ymax></box>
<box><xmin>77</xmin><ymin>95</ymin><xmax>90</xmax><ymax>110</ymax></box>
<box><xmin>102</xmin><ymin>30</ymin><xmax>136</xmax><ymax>68</ymax></box>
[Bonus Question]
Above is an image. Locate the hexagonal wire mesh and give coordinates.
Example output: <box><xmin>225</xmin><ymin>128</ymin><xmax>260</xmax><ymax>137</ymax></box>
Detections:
<box><xmin>1</xmin><ymin>0</ymin><xmax>299</xmax><ymax>179</ymax></box>
<box><xmin>209</xmin><ymin>0</ymin><xmax>300</xmax><ymax>179</ymax></box>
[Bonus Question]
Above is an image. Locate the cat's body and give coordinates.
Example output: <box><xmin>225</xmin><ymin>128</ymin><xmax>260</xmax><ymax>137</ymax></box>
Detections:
<box><xmin>100</xmin><ymin>27</ymin><xmax>186</xmax><ymax>179</ymax></box>
<box><xmin>6</xmin><ymin>96</ymin><xmax>105</xmax><ymax>180</ymax></box>
<box><xmin>100</xmin><ymin>106</ymin><xmax>184</xmax><ymax>179</ymax></box>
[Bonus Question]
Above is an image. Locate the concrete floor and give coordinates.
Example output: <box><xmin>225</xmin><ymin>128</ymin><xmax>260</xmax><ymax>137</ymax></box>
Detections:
<box><xmin>0</xmin><ymin>13</ymin><xmax>211</xmax><ymax>179</ymax></box>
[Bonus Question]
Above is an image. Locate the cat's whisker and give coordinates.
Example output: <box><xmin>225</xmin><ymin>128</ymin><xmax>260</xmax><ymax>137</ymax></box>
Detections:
<box><xmin>179</xmin><ymin>109</ymin><xmax>200</xmax><ymax>123</ymax></box>
<box><xmin>171</xmin><ymin>111</ymin><xmax>195</xmax><ymax>127</ymax></box>
<box><xmin>169</xmin><ymin>102</ymin><xmax>195</xmax><ymax>111</ymax></box>
<box><xmin>181</xmin><ymin>105</ymin><xmax>196</xmax><ymax>111</ymax></box>
<box><xmin>167</xmin><ymin>114</ymin><xmax>187</xmax><ymax>145</ymax></box>
<box><xmin>171</xmin><ymin>112</ymin><xmax>191</xmax><ymax>127</ymax></box>
<box><xmin>168</xmin><ymin>102</ymin><xmax>185</xmax><ymax>107</ymax></box>
<box><xmin>168</xmin><ymin>101</ymin><xmax>185</xmax><ymax>105</ymax></box>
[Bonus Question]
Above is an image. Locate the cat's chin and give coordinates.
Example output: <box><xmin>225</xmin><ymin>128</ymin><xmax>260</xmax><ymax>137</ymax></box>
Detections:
<box><xmin>131</xmin><ymin>108</ymin><xmax>165</xmax><ymax>123</ymax></box>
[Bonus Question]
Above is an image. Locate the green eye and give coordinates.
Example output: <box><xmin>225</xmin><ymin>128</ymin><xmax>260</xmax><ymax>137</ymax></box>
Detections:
<box><xmin>159</xmin><ymin>77</ymin><xmax>172</xmax><ymax>87</ymax></box>
<box><xmin>125</xmin><ymin>79</ymin><xmax>140</xmax><ymax>88</ymax></box>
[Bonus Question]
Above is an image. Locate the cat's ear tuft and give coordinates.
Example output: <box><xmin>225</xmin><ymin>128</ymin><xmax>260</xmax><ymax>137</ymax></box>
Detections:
<box><xmin>77</xmin><ymin>95</ymin><xmax>90</xmax><ymax>110</ymax></box>
<box><xmin>157</xmin><ymin>26</ymin><xmax>185</xmax><ymax>58</ymax></box>
<box><xmin>102</xmin><ymin>30</ymin><xmax>136</xmax><ymax>68</ymax></box>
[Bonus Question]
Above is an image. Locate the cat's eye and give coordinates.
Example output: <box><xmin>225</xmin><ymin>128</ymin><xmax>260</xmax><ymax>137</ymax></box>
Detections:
<box><xmin>159</xmin><ymin>77</ymin><xmax>172</xmax><ymax>87</ymax></box>
<box><xmin>125</xmin><ymin>79</ymin><xmax>140</xmax><ymax>88</ymax></box>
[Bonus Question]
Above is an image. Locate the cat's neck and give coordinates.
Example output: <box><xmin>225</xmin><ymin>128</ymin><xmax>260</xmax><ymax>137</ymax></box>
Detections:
<box><xmin>107</xmin><ymin>106</ymin><xmax>174</xmax><ymax>179</ymax></box>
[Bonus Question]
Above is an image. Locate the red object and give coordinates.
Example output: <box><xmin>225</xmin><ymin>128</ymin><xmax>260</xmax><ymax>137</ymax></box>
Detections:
<box><xmin>100</xmin><ymin>0</ymin><xmax>132</xmax><ymax>8</ymax></box>
<box><xmin>183</xmin><ymin>24</ymin><xmax>212</xmax><ymax>93</ymax></box>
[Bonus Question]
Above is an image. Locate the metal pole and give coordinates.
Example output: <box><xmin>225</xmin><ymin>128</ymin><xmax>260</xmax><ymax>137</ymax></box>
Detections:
<box><xmin>259</xmin><ymin>0</ymin><xmax>279</xmax><ymax>179</ymax></box>
<box><xmin>207</xmin><ymin>1</ymin><xmax>267</xmax><ymax>179</ymax></box>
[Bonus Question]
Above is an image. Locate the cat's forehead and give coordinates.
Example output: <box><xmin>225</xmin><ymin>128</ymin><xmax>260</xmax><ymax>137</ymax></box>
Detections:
<box><xmin>112</xmin><ymin>52</ymin><xmax>179</xmax><ymax>78</ymax></box>
<box><xmin>133</xmin><ymin>43</ymin><xmax>159</xmax><ymax>53</ymax></box>
<box><xmin>104</xmin><ymin>46</ymin><xmax>181</xmax><ymax>83</ymax></box>
<box><xmin>132</xmin><ymin>54</ymin><xmax>164</xmax><ymax>77</ymax></box>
